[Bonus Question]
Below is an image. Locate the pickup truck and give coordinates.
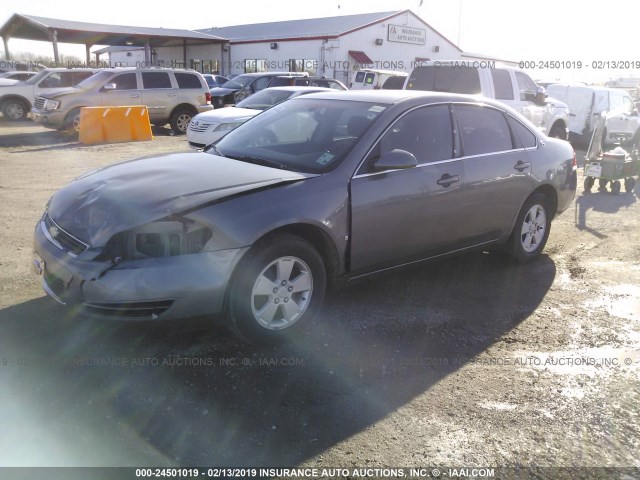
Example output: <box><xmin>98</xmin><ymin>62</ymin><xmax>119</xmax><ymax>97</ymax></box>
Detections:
<box><xmin>0</xmin><ymin>68</ymin><xmax>97</xmax><ymax>121</ymax></box>
<box><xmin>404</xmin><ymin>61</ymin><xmax>569</xmax><ymax>140</ymax></box>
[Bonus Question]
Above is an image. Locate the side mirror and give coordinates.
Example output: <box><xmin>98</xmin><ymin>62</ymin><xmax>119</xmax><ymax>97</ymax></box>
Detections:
<box><xmin>534</xmin><ymin>86</ymin><xmax>547</xmax><ymax>106</ymax></box>
<box><xmin>102</xmin><ymin>83</ymin><xmax>117</xmax><ymax>91</ymax></box>
<box><xmin>373</xmin><ymin>149</ymin><xmax>418</xmax><ymax>172</ymax></box>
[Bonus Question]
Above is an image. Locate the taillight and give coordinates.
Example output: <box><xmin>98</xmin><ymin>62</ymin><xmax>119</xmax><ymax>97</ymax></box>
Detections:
<box><xmin>572</xmin><ymin>151</ymin><xmax>577</xmax><ymax>170</ymax></box>
<box><xmin>205</xmin><ymin>92</ymin><xmax>212</xmax><ymax>105</ymax></box>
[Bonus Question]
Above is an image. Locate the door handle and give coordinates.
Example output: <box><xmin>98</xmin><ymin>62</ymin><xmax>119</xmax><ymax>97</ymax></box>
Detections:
<box><xmin>129</xmin><ymin>94</ymin><xmax>140</xmax><ymax>98</ymax></box>
<box><xmin>167</xmin><ymin>93</ymin><xmax>177</xmax><ymax>97</ymax></box>
<box><xmin>437</xmin><ymin>174</ymin><xmax>460</xmax><ymax>187</ymax></box>
<box><xmin>514</xmin><ymin>161</ymin><xmax>530</xmax><ymax>172</ymax></box>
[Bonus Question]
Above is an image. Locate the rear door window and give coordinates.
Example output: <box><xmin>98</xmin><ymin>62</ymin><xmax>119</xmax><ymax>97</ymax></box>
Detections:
<box><xmin>491</xmin><ymin>69</ymin><xmax>514</xmax><ymax>100</ymax></box>
<box><xmin>508</xmin><ymin>116</ymin><xmax>537</xmax><ymax>148</ymax></box>
<box><xmin>142</xmin><ymin>72</ymin><xmax>172</xmax><ymax>89</ymax></box>
<box><xmin>455</xmin><ymin>105</ymin><xmax>513</xmax><ymax>155</ymax></box>
<box><xmin>406</xmin><ymin>66</ymin><xmax>481</xmax><ymax>94</ymax></box>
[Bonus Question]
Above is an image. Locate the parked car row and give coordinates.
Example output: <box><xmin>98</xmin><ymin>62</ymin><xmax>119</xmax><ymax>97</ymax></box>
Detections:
<box><xmin>30</xmin><ymin>67</ymin><xmax>213</xmax><ymax>133</ymax></box>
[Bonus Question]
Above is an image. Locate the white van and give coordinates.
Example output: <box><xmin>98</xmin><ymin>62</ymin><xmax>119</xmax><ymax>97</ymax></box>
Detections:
<box><xmin>350</xmin><ymin>69</ymin><xmax>408</xmax><ymax>90</ymax></box>
<box><xmin>545</xmin><ymin>84</ymin><xmax>640</xmax><ymax>146</ymax></box>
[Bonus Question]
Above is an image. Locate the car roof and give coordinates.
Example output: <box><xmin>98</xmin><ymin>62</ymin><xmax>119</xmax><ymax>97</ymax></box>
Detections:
<box><xmin>262</xmin><ymin>86</ymin><xmax>332</xmax><ymax>92</ymax></box>
<box><xmin>290</xmin><ymin>89</ymin><xmax>496</xmax><ymax>104</ymax></box>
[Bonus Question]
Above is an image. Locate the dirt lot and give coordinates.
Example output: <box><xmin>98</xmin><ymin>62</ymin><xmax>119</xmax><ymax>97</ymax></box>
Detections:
<box><xmin>0</xmin><ymin>121</ymin><xmax>639</xmax><ymax>475</ymax></box>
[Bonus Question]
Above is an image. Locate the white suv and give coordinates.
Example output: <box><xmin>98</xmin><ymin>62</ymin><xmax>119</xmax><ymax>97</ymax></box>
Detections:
<box><xmin>31</xmin><ymin>68</ymin><xmax>213</xmax><ymax>133</ymax></box>
<box><xmin>405</xmin><ymin>61</ymin><xmax>569</xmax><ymax>140</ymax></box>
<box><xmin>0</xmin><ymin>68</ymin><xmax>98</xmax><ymax>121</ymax></box>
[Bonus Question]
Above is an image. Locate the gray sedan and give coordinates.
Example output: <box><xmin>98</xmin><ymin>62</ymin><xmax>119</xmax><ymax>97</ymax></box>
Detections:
<box><xmin>33</xmin><ymin>91</ymin><xmax>577</xmax><ymax>344</ymax></box>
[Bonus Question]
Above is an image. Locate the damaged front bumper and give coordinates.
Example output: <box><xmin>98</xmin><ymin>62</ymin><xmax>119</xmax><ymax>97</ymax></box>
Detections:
<box><xmin>33</xmin><ymin>219</ymin><xmax>248</xmax><ymax>322</ymax></box>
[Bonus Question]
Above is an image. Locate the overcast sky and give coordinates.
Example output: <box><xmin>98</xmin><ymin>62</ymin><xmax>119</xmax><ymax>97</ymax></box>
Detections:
<box><xmin>1</xmin><ymin>0</ymin><xmax>639</xmax><ymax>82</ymax></box>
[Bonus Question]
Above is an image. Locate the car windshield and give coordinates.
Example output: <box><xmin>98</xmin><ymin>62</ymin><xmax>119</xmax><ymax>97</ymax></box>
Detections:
<box><xmin>214</xmin><ymin>98</ymin><xmax>387</xmax><ymax>174</ymax></box>
<box><xmin>25</xmin><ymin>70</ymin><xmax>52</xmax><ymax>85</ymax></box>
<box><xmin>219</xmin><ymin>75</ymin><xmax>254</xmax><ymax>89</ymax></box>
<box><xmin>236</xmin><ymin>89</ymin><xmax>294</xmax><ymax>110</ymax></box>
<box><xmin>75</xmin><ymin>71</ymin><xmax>115</xmax><ymax>90</ymax></box>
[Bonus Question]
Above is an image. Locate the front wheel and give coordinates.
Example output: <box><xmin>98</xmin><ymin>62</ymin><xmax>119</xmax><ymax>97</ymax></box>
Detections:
<box><xmin>508</xmin><ymin>193</ymin><xmax>551</xmax><ymax>263</ymax></box>
<box><xmin>62</xmin><ymin>108</ymin><xmax>82</xmax><ymax>134</ymax></box>
<box><xmin>228</xmin><ymin>234</ymin><xmax>326</xmax><ymax>345</ymax></box>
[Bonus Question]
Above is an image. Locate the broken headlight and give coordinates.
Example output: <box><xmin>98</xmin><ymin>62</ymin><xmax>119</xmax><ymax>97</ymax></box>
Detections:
<box><xmin>99</xmin><ymin>218</ymin><xmax>214</xmax><ymax>262</ymax></box>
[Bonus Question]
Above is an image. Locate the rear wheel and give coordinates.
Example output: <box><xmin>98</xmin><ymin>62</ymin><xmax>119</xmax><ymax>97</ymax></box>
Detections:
<box><xmin>169</xmin><ymin>107</ymin><xmax>195</xmax><ymax>134</ymax></box>
<box><xmin>625</xmin><ymin>177</ymin><xmax>636</xmax><ymax>193</ymax></box>
<box><xmin>508</xmin><ymin>193</ymin><xmax>551</xmax><ymax>263</ymax></box>
<box><xmin>228</xmin><ymin>234</ymin><xmax>326</xmax><ymax>345</ymax></box>
<box><xmin>2</xmin><ymin>99</ymin><xmax>29</xmax><ymax>121</ymax></box>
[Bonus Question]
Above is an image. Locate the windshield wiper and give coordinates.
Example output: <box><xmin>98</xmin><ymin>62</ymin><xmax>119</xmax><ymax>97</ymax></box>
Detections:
<box><xmin>206</xmin><ymin>144</ymin><xmax>224</xmax><ymax>157</ymax></box>
<box><xmin>226</xmin><ymin>154</ymin><xmax>286</xmax><ymax>169</ymax></box>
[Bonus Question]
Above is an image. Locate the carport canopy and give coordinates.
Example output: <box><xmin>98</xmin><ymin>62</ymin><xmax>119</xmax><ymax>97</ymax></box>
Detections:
<box><xmin>0</xmin><ymin>13</ymin><xmax>227</xmax><ymax>66</ymax></box>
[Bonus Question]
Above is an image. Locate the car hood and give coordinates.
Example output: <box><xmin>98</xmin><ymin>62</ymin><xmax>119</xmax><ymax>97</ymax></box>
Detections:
<box><xmin>209</xmin><ymin>87</ymin><xmax>239</xmax><ymax>97</ymax></box>
<box><xmin>48</xmin><ymin>152</ymin><xmax>314</xmax><ymax>247</ymax></box>
<box><xmin>546</xmin><ymin>96</ymin><xmax>569</xmax><ymax>111</ymax></box>
<box><xmin>38</xmin><ymin>87</ymin><xmax>83</xmax><ymax>99</ymax></box>
<box><xmin>0</xmin><ymin>78</ymin><xmax>21</xmax><ymax>86</ymax></box>
<box><xmin>192</xmin><ymin>107</ymin><xmax>258</xmax><ymax>122</ymax></box>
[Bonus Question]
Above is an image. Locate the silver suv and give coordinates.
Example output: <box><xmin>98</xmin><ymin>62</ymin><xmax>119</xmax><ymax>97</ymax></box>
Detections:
<box><xmin>31</xmin><ymin>68</ymin><xmax>213</xmax><ymax>133</ymax></box>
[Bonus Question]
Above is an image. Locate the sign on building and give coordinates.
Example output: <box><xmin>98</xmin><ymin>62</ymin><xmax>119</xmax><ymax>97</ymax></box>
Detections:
<box><xmin>387</xmin><ymin>24</ymin><xmax>426</xmax><ymax>45</ymax></box>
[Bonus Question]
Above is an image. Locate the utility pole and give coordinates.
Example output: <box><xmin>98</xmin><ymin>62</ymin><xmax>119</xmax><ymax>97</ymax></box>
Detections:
<box><xmin>457</xmin><ymin>0</ymin><xmax>462</xmax><ymax>46</ymax></box>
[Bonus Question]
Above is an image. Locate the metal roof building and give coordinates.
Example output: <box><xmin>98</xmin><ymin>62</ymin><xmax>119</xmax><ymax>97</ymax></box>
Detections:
<box><xmin>199</xmin><ymin>10</ymin><xmax>463</xmax><ymax>81</ymax></box>
<box><xmin>0</xmin><ymin>10</ymin><xmax>480</xmax><ymax>79</ymax></box>
<box><xmin>0</xmin><ymin>13</ymin><xmax>225</xmax><ymax>66</ymax></box>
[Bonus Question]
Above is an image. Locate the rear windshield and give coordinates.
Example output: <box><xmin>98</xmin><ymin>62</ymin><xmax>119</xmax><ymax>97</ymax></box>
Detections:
<box><xmin>406</xmin><ymin>66</ymin><xmax>481</xmax><ymax>94</ymax></box>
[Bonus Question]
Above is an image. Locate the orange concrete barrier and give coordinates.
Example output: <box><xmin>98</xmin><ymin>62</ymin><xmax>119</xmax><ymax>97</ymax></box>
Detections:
<box><xmin>79</xmin><ymin>106</ymin><xmax>153</xmax><ymax>145</ymax></box>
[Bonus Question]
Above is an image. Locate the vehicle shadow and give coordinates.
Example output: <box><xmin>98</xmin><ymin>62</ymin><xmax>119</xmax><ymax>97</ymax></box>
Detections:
<box><xmin>574</xmin><ymin>189</ymin><xmax>637</xmax><ymax>238</ymax></box>
<box><xmin>0</xmin><ymin>251</ymin><xmax>555</xmax><ymax>466</ymax></box>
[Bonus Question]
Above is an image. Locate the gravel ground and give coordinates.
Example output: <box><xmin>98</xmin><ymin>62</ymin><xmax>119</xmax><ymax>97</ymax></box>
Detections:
<box><xmin>0</xmin><ymin>121</ymin><xmax>638</xmax><ymax>477</ymax></box>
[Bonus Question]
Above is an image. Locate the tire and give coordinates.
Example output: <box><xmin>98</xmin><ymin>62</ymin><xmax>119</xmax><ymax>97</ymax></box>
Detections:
<box><xmin>228</xmin><ymin>234</ymin><xmax>326</xmax><ymax>345</ymax></box>
<box><xmin>2</xmin><ymin>98</ymin><xmax>29</xmax><ymax>121</ymax></box>
<box><xmin>625</xmin><ymin>177</ymin><xmax>636</xmax><ymax>193</ymax></box>
<box><xmin>508</xmin><ymin>193</ymin><xmax>551</xmax><ymax>263</ymax></box>
<box><xmin>549</xmin><ymin>124</ymin><xmax>567</xmax><ymax>140</ymax></box>
<box><xmin>169</xmin><ymin>107</ymin><xmax>195</xmax><ymax>134</ymax></box>
<box><xmin>62</xmin><ymin>108</ymin><xmax>82</xmax><ymax>134</ymax></box>
<box><xmin>583</xmin><ymin>176</ymin><xmax>594</xmax><ymax>193</ymax></box>
<box><xmin>611</xmin><ymin>180</ymin><xmax>621</xmax><ymax>194</ymax></box>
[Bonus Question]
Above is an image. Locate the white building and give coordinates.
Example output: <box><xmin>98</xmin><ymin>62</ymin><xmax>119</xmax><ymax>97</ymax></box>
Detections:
<box><xmin>197</xmin><ymin>10</ymin><xmax>463</xmax><ymax>82</ymax></box>
<box><xmin>93</xmin><ymin>45</ymin><xmax>145</xmax><ymax>67</ymax></box>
